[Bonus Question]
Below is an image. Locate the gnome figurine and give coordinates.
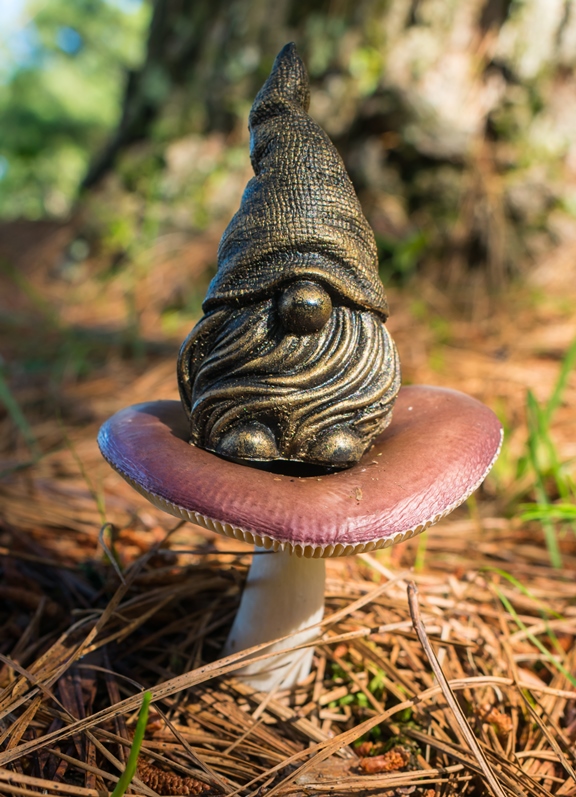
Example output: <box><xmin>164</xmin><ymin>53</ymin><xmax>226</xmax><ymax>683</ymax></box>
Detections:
<box><xmin>177</xmin><ymin>43</ymin><xmax>401</xmax><ymax>469</ymax></box>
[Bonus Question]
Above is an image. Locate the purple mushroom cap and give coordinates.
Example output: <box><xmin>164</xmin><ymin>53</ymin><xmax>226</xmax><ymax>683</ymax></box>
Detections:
<box><xmin>98</xmin><ymin>386</ymin><xmax>502</xmax><ymax>557</ymax></box>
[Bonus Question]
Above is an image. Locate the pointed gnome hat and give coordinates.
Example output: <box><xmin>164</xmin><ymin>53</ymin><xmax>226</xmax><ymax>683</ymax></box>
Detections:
<box><xmin>203</xmin><ymin>43</ymin><xmax>389</xmax><ymax>320</ymax></box>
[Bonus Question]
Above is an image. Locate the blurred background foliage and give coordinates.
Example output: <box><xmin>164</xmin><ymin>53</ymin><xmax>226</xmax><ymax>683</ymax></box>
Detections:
<box><xmin>0</xmin><ymin>0</ymin><xmax>150</xmax><ymax>219</ymax></box>
<box><xmin>2</xmin><ymin>0</ymin><xmax>576</xmax><ymax>291</ymax></box>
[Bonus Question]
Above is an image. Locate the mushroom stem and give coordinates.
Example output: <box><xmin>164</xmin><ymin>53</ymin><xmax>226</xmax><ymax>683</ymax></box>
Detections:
<box><xmin>223</xmin><ymin>547</ymin><xmax>325</xmax><ymax>691</ymax></box>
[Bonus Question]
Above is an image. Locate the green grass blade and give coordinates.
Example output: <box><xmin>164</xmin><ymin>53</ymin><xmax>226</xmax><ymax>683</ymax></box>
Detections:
<box><xmin>521</xmin><ymin>503</ymin><xmax>576</xmax><ymax>522</ymax></box>
<box><xmin>110</xmin><ymin>691</ymin><xmax>151</xmax><ymax>797</ymax></box>
<box><xmin>482</xmin><ymin>567</ymin><xmax>563</xmax><ymax>619</ymax></box>
<box><xmin>529</xmin><ymin>389</ymin><xmax>575</xmax><ymax>503</ymax></box>
<box><xmin>0</xmin><ymin>258</ymin><xmax>61</xmax><ymax>329</ymax></box>
<box><xmin>538</xmin><ymin>334</ymin><xmax>576</xmax><ymax>508</ymax></box>
<box><xmin>545</xmin><ymin>334</ymin><xmax>576</xmax><ymax>423</ymax></box>
<box><xmin>525</xmin><ymin>390</ymin><xmax>563</xmax><ymax>568</ymax></box>
<box><xmin>0</xmin><ymin>367</ymin><xmax>41</xmax><ymax>460</ymax></box>
<box><xmin>99</xmin><ymin>523</ymin><xmax>126</xmax><ymax>585</ymax></box>
<box><xmin>414</xmin><ymin>530</ymin><xmax>427</xmax><ymax>572</ymax></box>
<box><xmin>58</xmin><ymin>416</ymin><xmax>107</xmax><ymax>525</ymax></box>
<box><xmin>496</xmin><ymin>588</ymin><xmax>576</xmax><ymax>689</ymax></box>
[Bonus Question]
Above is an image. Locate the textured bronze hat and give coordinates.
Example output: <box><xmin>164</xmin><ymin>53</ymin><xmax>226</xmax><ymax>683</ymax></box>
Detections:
<box><xmin>203</xmin><ymin>42</ymin><xmax>389</xmax><ymax>320</ymax></box>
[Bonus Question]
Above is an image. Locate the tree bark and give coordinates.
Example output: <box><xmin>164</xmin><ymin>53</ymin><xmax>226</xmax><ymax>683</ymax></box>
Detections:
<box><xmin>84</xmin><ymin>0</ymin><xmax>576</xmax><ymax>286</ymax></box>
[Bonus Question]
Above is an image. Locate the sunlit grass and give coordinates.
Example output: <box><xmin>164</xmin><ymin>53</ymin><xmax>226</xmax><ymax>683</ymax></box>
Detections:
<box><xmin>518</xmin><ymin>335</ymin><xmax>576</xmax><ymax>568</ymax></box>
<box><xmin>110</xmin><ymin>691</ymin><xmax>151</xmax><ymax>797</ymax></box>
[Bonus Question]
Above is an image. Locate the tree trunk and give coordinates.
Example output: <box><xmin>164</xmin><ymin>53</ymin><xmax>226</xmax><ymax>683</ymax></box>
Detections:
<box><xmin>84</xmin><ymin>0</ymin><xmax>576</xmax><ymax>288</ymax></box>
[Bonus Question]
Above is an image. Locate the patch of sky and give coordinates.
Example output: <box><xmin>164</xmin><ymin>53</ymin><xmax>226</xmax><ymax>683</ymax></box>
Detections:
<box><xmin>56</xmin><ymin>26</ymin><xmax>83</xmax><ymax>55</ymax></box>
<box><xmin>0</xmin><ymin>0</ymin><xmax>143</xmax><ymax>76</ymax></box>
<box><xmin>0</xmin><ymin>0</ymin><xmax>26</xmax><ymax>31</ymax></box>
<box><xmin>0</xmin><ymin>0</ymin><xmax>39</xmax><ymax>79</ymax></box>
<box><xmin>104</xmin><ymin>0</ymin><xmax>144</xmax><ymax>11</ymax></box>
<box><xmin>0</xmin><ymin>156</ymin><xmax>9</xmax><ymax>180</ymax></box>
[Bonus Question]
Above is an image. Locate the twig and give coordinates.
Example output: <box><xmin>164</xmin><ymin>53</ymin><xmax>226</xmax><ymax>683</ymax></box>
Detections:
<box><xmin>408</xmin><ymin>582</ymin><xmax>508</xmax><ymax>797</ymax></box>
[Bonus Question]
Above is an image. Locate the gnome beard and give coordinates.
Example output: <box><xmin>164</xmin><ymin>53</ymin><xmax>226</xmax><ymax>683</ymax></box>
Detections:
<box><xmin>177</xmin><ymin>285</ymin><xmax>401</xmax><ymax>469</ymax></box>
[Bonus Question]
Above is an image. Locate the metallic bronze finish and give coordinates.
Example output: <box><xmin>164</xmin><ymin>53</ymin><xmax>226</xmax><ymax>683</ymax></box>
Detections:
<box><xmin>278</xmin><ymin>281</ymin><xmax>333</xmax><ymax>335</ymax></box>
<box><xmin>177</xmin><ymin>43</ymin><xmax>401</xmax><ymax>468</ymax></box>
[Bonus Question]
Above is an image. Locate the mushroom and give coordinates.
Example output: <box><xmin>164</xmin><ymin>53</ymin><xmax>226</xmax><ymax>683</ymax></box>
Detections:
<box><xmin>98</xmin><ymin>384</ymin><xmax>502</xmax><ymax>690</ymax></box>
<box><xmin>99</xmin><ymin>44</ymin><xmax>502</xmax><ymax>689</ymax></box>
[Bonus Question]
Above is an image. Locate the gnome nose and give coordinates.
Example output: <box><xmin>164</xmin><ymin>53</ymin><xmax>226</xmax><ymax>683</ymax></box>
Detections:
<box><xmin>278</xmin><ymin>280</ymin><xmax>333</xmax><ymax>335</ymax></box>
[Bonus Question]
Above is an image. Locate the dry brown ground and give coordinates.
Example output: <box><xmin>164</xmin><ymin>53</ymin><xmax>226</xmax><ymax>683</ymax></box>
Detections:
<box><xmin>0</xmin><ymin>219</ymin><xmax>576</xmax><ymax>796</ymax></box>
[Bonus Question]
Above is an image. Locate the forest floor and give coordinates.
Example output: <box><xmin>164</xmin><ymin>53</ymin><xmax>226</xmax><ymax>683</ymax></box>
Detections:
<box><xmin>1</xmin><ymin>218</ymin><xmax>576</xmax><ymax>796</ymax></box>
